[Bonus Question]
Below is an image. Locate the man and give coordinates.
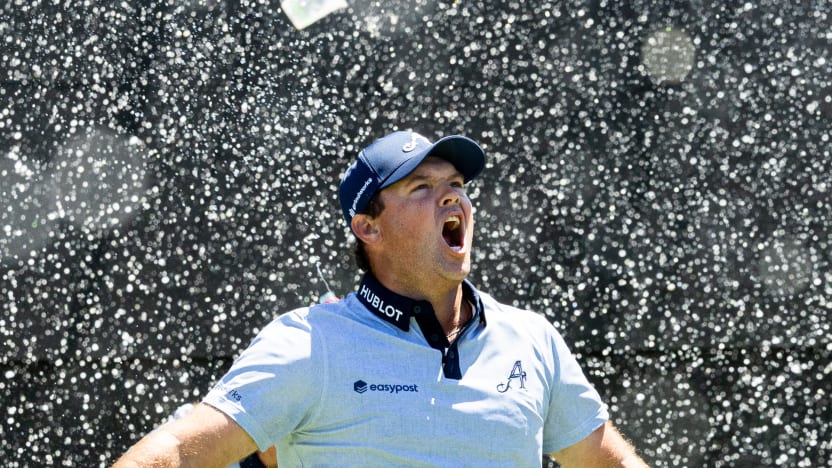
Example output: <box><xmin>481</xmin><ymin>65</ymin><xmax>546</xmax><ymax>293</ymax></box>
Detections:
<box><xmin>115</xmin><ymin>130</ymin><xmax>648</xmax><ymax>467</ymax></box>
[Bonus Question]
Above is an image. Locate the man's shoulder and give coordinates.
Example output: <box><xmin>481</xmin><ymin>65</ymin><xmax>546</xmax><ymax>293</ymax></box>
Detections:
<box><xmin>479</xmin><ymin>292</ymin><xmax>558</xmax><ymax>336</ymax></box>
<box><xmin>238</xmin><ymin>301</ymin><xmax>355</xmax><ymax>363</ymax></box>
<box><xmin>479</xmin><ymin>291</ymin><xmax>554</xmax><ymax>324</ymax></box>
<box><xmin>260</xmin><ymin>294</ymin><xmax>366</xmax><ymax>335</ymax></box>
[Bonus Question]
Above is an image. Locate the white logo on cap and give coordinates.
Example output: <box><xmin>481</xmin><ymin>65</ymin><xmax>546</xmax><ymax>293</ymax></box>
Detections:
<box><xmin>402</xmin><ymin>133</ymin><xmax>429</xmax><ymax>152</ymax></box>
<box><xmin>349</xmin><ymin>177</ymin><xmax>374</xmax><ymax>218</ymax></box>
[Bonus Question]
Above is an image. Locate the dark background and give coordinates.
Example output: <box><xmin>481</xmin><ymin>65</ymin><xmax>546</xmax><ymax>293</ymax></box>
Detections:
<box><xmin>1</xmin><ymin>0</ymin><xmax>830</xmax><ymax>466</ymax></box>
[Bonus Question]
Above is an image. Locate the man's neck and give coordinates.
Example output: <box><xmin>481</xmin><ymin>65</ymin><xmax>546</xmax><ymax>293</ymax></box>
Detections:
<box><xmin>372</xmin><ymin>270</ymin><xmax>466</xmax><ymax>332</ymax></box>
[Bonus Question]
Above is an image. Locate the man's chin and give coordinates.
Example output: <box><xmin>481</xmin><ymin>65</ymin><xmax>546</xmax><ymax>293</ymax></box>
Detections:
<box><xmin>439</xmin><ymin>259</ymin><xmax>471</xmax><ymax>282</ymax></box>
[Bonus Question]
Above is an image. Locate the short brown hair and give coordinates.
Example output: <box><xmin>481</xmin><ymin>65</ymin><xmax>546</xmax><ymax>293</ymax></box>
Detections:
<box><xmin>353</xmin><ymin>193</ymin><xmax>385</xmax><ymax>273</ymax></box>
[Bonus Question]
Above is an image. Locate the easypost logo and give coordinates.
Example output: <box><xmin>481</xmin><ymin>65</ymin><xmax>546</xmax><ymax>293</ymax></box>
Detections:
<box><xmin>354</xmin><ymin>380</ymin><xmax>369</xmax><ymax>394</ymax></box>
<box><xmin>353</xmin><ymin>379</ymin><xmax>419</xmax><ymax>395</ymax></box>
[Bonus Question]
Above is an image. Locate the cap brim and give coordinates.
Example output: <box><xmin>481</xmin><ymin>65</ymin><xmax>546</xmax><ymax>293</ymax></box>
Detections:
<box><xmin>378</xmin><ymin>135</ymin><xmax>486</xmax><ymax>190</ymax></box>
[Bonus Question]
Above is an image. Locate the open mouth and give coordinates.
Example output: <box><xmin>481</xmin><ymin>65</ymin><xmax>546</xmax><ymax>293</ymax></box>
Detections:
<box><xmin>442</xmin><ymin>215</ymin><xmax>464</xmax><ymax>251</ymax></box>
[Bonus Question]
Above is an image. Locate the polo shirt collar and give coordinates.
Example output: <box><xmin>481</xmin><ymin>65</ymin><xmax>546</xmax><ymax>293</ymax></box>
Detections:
<box><xmin>356</xmin><ymin>273</ymin><xmax>486</xmax><ymax>332</ymax></box>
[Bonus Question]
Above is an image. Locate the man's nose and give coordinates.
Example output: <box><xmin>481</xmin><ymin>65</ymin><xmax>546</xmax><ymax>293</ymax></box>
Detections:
<box><xmin>440</xmin><ymin>184</ymin><xmax>461</xmax><ymax>206</ymax></box>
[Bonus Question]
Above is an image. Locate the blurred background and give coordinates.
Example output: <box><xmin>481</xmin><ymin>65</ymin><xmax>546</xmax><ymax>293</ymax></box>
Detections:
<box><xmin>1</xmin><ymin>0</ymin><xmax>830</xmax><ymax>466</ymax></box>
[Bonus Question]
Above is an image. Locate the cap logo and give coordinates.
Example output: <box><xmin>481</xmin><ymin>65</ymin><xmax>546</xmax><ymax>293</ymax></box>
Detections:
<box><xmin>401</xmin><ymin>133</ymin><xmax>429</xmax><ymax>153</ymax></box>
<box><xmin>349</xmin><ymin>176</ymin><xmax>374</xmax><ymax>218</ymax></box>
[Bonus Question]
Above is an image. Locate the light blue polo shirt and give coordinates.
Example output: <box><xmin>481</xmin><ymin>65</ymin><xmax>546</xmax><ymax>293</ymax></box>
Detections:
<box><xmin>203</xmin><ymin>275</ymin><xmax>608</xmax><ymax>466</ymax></box>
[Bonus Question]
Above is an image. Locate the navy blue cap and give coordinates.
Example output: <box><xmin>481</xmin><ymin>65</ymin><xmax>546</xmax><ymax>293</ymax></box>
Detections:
<box><xmin>339</xmin><ymin>131</ymin><xmax>486</xmax><ymax>228</ymax></box>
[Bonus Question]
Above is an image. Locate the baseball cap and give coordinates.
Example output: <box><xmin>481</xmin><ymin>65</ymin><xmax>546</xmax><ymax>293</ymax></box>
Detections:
<box><xmin>339</xmin><ymin>130</ymin><xmax>486</xmax><ymax>228</ymax></box>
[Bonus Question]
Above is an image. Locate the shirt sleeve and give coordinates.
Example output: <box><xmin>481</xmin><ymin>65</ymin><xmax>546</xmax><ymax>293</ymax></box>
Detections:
<box><xmin>202</xmin><ymin>308</ymin><xmax>322</xmax><ymax>451</ymax></box>
<box><xmin>541</xmin><ymin>326</ymin><xmax>609</xmax><ymax>454</ymax></box>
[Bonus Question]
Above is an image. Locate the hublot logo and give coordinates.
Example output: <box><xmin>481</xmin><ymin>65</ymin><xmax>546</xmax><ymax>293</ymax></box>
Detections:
<box><xmin>359</xmin><ymin>284</ymin><xmax>404</xmax><ymax>322</ymax></box>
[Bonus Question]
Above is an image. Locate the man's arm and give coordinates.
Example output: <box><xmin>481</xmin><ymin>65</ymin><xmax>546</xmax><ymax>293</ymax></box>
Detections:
<box><xmin>114</xmin><ymin>403</ymin><xmax>258</xmax><ymax>468</ymax></box>
<box><xmin>550</xmin><ymin>421</ymin><xmax>649</xmax><ymax>468</ymax></box>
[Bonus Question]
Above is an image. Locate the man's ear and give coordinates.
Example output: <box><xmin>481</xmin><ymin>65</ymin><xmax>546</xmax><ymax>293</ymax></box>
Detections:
<box><xmin>351</xmin><ymin>214</ymin><xmax>381</xmax><ymax>244</ymax></box>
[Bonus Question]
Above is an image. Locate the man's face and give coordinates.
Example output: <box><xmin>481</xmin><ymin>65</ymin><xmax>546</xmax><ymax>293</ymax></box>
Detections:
<box><xmin>372</xmin><ymin>156</ymin><xmax>475</xmax><ymax>290</ymax></box>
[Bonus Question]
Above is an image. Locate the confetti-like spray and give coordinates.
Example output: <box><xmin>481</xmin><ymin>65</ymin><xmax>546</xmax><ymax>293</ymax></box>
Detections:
<box><xmin>316</xmin><ymin>263</ymin><xmax>339</xmax><ymax>304</ymax></box>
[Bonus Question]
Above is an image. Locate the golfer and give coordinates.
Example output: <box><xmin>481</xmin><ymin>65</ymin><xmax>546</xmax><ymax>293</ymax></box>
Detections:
<box><xmin>115</xmin><ymin>130</ymin><xmax>647</xmax><ymax>467</ymax></box>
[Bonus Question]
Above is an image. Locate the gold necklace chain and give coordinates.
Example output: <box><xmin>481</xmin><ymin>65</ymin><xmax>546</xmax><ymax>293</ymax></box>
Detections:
<box><xmin>446</xmin><ymin>325</ymin><xmax>465</xmax><ymax>339</ymax></box>
<box><xmin>446</xmin><ymin>302</ymin><xmax>472</xmax><ymax>340</ymax></box>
